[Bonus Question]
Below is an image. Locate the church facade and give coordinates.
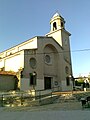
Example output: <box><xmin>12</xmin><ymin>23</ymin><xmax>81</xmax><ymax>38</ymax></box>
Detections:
<box><xmin>0</xmin><ymin>13</ymin><xmax>73</xmax><ymax>91</ymax></box>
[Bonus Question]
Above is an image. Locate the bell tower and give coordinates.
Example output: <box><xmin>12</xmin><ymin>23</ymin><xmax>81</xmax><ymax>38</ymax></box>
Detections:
<box><xmin>46</xmin><ymin>12</ymin><xmax>70</xmax><ymax>47</ymax></box>
<box><xmin>50</xmin><ymin>12</ymin><xmax>65</xmax><ymax>32</ymax></box>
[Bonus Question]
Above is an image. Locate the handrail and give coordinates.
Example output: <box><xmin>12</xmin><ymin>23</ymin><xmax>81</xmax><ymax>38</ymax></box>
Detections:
<box><xmin>0</xmin><ymin>86</ymin><xmax>60</xmax><ymax>107</ymax></box>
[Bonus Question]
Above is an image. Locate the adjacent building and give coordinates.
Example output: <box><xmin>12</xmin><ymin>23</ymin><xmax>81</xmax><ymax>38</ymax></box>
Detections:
<box><xmin>0</xmin><ymin>13</ymin><xmax>73</xmax><ymax>91</ymax></box>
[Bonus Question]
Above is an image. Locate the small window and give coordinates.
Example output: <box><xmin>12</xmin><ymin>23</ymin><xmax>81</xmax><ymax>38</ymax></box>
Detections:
<box><xmin>66</xmin><ymin>77</ymin><xmax>70</xmax><ymax>86</ymax></box>
<box><xmin>61</xmin><ymin>22</ymin><xmax>64</xmax><ymax>28</ymax></box>
<box><xmin>29</xmin><ymin>72</ymin><xmax>37</xmax><ymax>85</ymax></box>
<box><xmin>53</xmin><ymin>22</ymin><xmax>57</xmax><ymax>31</ymax></box>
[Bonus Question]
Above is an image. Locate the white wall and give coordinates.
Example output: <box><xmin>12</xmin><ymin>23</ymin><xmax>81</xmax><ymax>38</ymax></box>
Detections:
<box><xmin>47</xmin><ymin>30</ymin><xmax>62</xmax><ymax>46</ymax></box>
<box><xmin>18</xmin><ymin>38</ymin><xmax>37</xmax><ymax>51</ymax></box>
<box><xmin>5</xmin><ymin>52</ymin><xmax>24</xmax><ymax>72</ymax></box>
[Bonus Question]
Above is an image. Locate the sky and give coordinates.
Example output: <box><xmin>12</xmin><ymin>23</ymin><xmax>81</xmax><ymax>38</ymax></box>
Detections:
<box><xmin>0</xmin><ymin>0</ymin><xmax>90</xmax><ymax>77</ymax></box>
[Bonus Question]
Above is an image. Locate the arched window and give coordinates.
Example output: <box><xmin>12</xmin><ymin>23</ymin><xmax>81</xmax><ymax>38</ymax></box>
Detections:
<box><xmin>61</xmin><ymin>22</ymin><xmax>64</xmax><ymax>28</ymax></box>
<box><xmin>53</xmin><ymin>22</ymin><xmax>57</xmax><ymax>31</ymax></box>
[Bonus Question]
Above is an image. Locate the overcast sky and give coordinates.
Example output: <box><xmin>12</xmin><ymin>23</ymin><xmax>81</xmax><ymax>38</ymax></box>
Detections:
<box><xmin>0</xmin><ymin>0</ymin><xmax>90</xmax><ymax>77</ymax></box>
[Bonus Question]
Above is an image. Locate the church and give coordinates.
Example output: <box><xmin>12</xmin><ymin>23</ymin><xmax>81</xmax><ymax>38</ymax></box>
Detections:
<box><xmin>0</xmin><ymin>13</ymin><xmax>73</xmax><ymax>91</ymax></box>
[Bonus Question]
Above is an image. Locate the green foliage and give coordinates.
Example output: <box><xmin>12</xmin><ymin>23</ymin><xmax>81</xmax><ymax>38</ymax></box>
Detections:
<box><xmin>75</xmin><ymin>80</ymin><xmax>84</xmax><ymax>86</ymax></box>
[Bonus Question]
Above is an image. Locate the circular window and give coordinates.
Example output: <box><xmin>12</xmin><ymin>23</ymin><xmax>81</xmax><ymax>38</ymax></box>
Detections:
<box><xmin>45</xmin><ymin>55</ymin><xmax>51</xmax><ymax>64</ymax></box>
<box><xmin>30</xmin><ymin>58</ymin><xmax>37</xmax><ymax>69</ymax></box>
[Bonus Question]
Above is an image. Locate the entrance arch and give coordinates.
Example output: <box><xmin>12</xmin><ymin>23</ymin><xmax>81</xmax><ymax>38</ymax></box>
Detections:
<box><xmin>43</xmin><ymin>44</ymin><xmax>59</xmax><ymax>90</ymax></box>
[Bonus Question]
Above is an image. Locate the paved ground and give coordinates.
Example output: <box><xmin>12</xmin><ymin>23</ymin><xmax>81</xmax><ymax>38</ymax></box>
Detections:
<box><xmin>3</xmin><ymin>101</ymin><xmax>82</xmax><ymax>111</ymax></box>
<box><xmin>0</xmin><ymin>101</ymin><xmax>90</xmax><ymax>120</ymax></box>
<box><xmin>0</xmin><ymin>110</ymin><xmax>90</xmax><ymax>120</ymax></box>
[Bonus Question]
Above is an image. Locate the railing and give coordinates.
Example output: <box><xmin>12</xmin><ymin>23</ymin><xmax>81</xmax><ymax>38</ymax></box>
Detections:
<box><xmin>0</xmin><ymin>86</ymin><xmax>60</xmax><ymax>107</ymax></box>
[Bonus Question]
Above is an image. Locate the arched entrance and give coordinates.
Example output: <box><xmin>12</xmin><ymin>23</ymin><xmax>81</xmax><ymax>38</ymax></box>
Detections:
<box><xmin>43</xmin><ymin>44</ymin><xmax>59</xmax><ymax>90</ymax></box>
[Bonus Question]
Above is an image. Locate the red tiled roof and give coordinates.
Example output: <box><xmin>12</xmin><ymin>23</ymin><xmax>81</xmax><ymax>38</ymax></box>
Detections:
<box><xmin>0</xmin><ymin>71</ymin><xmax>16</xmax><ymax>76</ymax></box>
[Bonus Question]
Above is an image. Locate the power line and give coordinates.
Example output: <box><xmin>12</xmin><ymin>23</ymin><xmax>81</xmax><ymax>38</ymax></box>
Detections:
<box><xmin>71</xmin><ymin>48</ymin><xmax>90</xmax><ymax>53</ymax></box>
<box><xmin>1</xmin><ymin>48</ymin><xmax>90</xmax><ymax>57</ymax></box>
